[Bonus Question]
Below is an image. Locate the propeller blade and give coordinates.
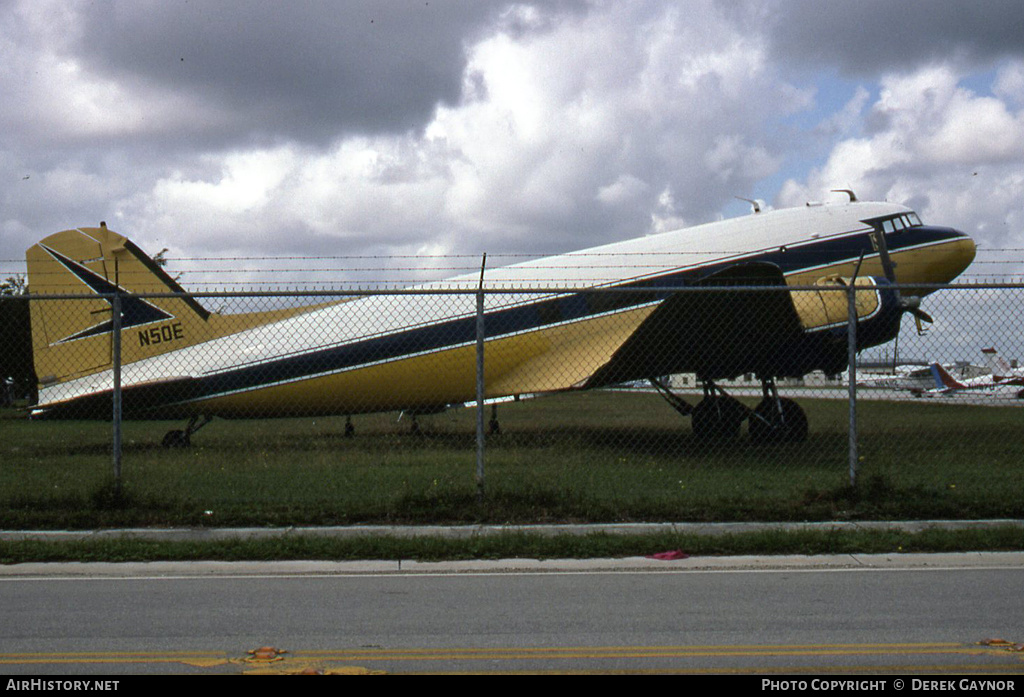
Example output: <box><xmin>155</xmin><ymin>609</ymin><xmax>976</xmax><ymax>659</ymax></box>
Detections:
<box><xmin>908</xmin><ymin>307</ymin><xmax>934</xmax><ymax>325</ymax></box>
<box><xmin>909</xmin><ymin>307</ymin><xmax>933</xmax><ymax>335</ymax></box>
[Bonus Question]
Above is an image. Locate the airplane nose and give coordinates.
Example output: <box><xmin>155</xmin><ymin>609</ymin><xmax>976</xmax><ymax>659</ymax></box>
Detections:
<box><xmin>952</xmin><ymin>228</ymin><xmax>977</xmax><ymax>277</ymax></box>
<box><xmin>903</xmin><ymin>226</ymin><xmax>976</xmax><ymax>291</ymax></box>
<box><xmin>934</xmin><ymin>227</ymin><xmax>976</xmax><ymax>285</ymax></box>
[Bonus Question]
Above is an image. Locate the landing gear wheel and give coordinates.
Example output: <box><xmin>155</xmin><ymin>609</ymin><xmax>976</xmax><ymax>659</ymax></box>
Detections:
<box><xmin>749</xmin><ymin>397</ymin><xmax>808</xmax><ymax>443</ymax></box>
<box><xmin>161</xmin><ymin>429</ymin><xmax>190</xmax><ymax>448</ymax></box>
<box><xmin>691</xmin><ymin>397</ymin><xmax>745</xmax><ymax>441</ymax></box>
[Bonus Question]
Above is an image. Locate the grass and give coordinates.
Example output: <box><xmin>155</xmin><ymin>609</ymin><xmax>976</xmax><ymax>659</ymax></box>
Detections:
<box><xmin>2</xmin><ymin>390</ymin><xmax>1023</xmax><ymax>531</ymax></box>
<box><xmin>1</xmin><ymin>526</ymin><xmax>1022</xmax><ymax>565</ymax></box>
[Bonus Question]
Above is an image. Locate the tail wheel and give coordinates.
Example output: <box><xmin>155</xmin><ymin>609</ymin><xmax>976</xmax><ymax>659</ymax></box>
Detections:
<box><xmin>749</xmin><ymin>397</ymin><xmax>808</xmax><ymax>443</ymax></box>
<box><xmin>161</xmin><ymin>429</ymin><xmax>190</xmax><ymax>448</ymax></box>
<box><xmin>160</xmin><ymin>414</ymin><xmax>213</xmax><ymax>449</ymax></box>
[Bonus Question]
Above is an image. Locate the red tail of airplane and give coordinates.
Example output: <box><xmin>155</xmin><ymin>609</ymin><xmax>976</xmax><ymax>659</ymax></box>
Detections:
<box><xmin>929</xmin><ymin>362</ymin><xmax>965</xmax><ymax>391</ymax></box>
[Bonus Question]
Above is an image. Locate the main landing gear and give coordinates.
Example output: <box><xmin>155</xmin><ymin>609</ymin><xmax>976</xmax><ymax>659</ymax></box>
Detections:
<box><xmin>748</xmin><ymin>379</ymin><xmax>808</xmax><ymax>444</ymax></box>
<box><xmin>650</xmin><ymin>377</ymin><xmax>808</xmax><ymax>443</ymax></box>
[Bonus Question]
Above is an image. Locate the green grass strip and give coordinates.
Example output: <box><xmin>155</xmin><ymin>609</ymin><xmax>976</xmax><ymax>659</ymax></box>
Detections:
<box><xmin>2</xmin><ymin>526</ymin><xmax>1022</xmax><ymax>565</ymax></box>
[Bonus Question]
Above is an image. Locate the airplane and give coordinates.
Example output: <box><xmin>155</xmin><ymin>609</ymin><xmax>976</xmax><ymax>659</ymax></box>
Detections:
<box><xmin>856</xmin><ymin>363</ymin><xmax>942</xmax><ymax>394</ymax></box>
<box><xmin>980</xmin><ymin>347</ymin><xmax>1024</xmax><ymax>382</ymax></box>
<box><xmin>928</xmin><ymin>348</ymin><xmax>1024</xmax><ymax>397</ymax></box>
<box><xmin>855</xmin><ymin>359</ymin><xmax>989</xmax><ymax>395</ymax></box>
<box><xmin>25</xmin><ymin>193</ymin><xmax>976</xmax><ymax>445</ymax></box>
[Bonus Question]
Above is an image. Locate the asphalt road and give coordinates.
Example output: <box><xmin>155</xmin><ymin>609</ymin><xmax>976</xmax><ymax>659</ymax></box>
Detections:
<box><xmin>1</xmin><ymin>554</ymin><xmax>1022</xmax><ymax>675</ymax></box>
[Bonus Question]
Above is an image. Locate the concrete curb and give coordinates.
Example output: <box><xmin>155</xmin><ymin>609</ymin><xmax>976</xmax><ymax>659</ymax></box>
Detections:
<box><xmin>1</xmin><ymin>520</ymin><xmax>1021</xmax><ymax>578</ymax></box>
<box><xmin>2</xmin><ymin>552</ymin><xmax>1023</xmax><ymax>578</ymax></box>
<box><xmin>1</xmin><ymin>518</ymin><xmax>1021</xmax><ymax>542</ymax></box>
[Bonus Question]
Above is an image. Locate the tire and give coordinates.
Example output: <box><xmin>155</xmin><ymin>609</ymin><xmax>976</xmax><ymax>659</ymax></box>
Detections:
<box><xmin>692</xmin><ymin>397</ymin><xmax>745</xmax><ymax>441</ymax></box>
<box><xmin>749</xmin><ymin>397</ymin><xmax>807</xmax><ymax>443</ymax></box>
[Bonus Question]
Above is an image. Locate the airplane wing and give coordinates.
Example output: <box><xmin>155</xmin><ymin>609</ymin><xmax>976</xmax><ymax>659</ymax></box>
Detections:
<box><xmin>584</xmin><ymin>262</ymin><xmax>808</xmax><ymax>388</ymax></box>
<box><xmin>487</xmin><ymin>303</ymin><xmax>661</xmax><ymax>396</ymax></box>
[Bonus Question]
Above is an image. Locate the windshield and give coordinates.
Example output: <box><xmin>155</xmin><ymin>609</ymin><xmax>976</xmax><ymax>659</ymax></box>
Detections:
<box><xmin>876</xmin><ymin>212</ymin><xmax>922</xmax><ymax>234</ymax></box>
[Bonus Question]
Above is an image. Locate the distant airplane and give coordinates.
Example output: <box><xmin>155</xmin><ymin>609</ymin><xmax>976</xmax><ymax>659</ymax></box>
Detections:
<box><xmin>25</xmin><ymin>195</ymin><xmax>975</xmax><ymax>444</ymax></box>
<box><xmin>857</xmin><ymin>363</ymin><xmax>943</xmax><ymax>394</ymax></box>
<box><xmin>928</xmin><ymin>348</ymin><xmax>1024</xmax><ymax>398</ymax></box>
<box><xmin>980</xmin><ymin>347</ymin><xmax>1024</xmax><ymax>382</ymax></box>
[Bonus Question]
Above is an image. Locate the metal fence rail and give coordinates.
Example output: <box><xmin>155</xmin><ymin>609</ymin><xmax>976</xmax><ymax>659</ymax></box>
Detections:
<box><xmin>2</xmin><ymin>283</ymin><xmax>1023</xmax><ymax>522</ymax></box>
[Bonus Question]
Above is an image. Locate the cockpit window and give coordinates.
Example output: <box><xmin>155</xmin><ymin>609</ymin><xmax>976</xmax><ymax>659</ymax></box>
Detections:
<box><xmin>866</xmin><ymin>212</ymin><xmax>922</xmax><ymax>235</ymax></box>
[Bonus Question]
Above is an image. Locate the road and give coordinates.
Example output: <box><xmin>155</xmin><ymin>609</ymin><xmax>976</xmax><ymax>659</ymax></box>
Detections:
<box><xmin>1</xmin><ymin>554</ymin><xmax>1022</xmax><ymax>674</ymax></box>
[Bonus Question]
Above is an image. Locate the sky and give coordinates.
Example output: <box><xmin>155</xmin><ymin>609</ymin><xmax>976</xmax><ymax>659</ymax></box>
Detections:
<box><xmin>2</xmin><ymin>0</ymin><xmax>1023</xmax><ymax>291</ymax></box>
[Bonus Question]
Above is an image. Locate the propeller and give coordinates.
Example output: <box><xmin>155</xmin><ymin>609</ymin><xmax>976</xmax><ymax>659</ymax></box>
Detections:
<box><xmin>899</xmin><ymin>294</ymin><xmax>934</xmax><ymax>335</ymax></box>
<box><xmin>834</xmin><ymin>189</ymin><xmax>933</xmax><ymax>373</ymax></box>
<box><xmin>864</xmin><ymin>215</ymin><xmax>932</xmax><ymax>336</ymax></box>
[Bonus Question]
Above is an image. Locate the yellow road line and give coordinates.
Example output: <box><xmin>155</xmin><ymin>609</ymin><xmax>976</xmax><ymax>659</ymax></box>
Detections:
<box><xmin>297</xmin><ymin>642</ymin><xmax>977</xmax><ymax>660</ymax></box>
<box><xmin>404</xmin><ymin>666</ymin><xmax>1024</xmax><ymax>676</ymax></box>
<box><xmin>3</xmin><ymin>641</ymin><xmax>1013</xmax><ymax>666</ymax></box>
<box><xmin>0</xmin><ymin>651</ymin><xmax>229</xmax><ymax>666</ymax></box>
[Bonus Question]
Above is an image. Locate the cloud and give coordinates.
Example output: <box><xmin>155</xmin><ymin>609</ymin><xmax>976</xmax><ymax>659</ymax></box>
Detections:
<box><xmin>2</xmin><ymin>0</ymin><xmax>1022</xmax><ymax>294</ymax></box>
<box><xmin>994</xmin><ymin>59</ymin><xmax>1024</xmax><ymax>107</ymax></box>
<box><xmin>415</xmin><ymin>2</ymin><xmax>804</xmax><ymax>250</ymax></box>
<box><xmin>768</xmin><ymin>0</ymin><xmax>1024</xmax><ymax>76</ymax></box>
<box><xmin>74</xmin><ymin>1</ymin><xmax>808</xmax><ymax>272</ymax></box>
<box><xmin>779</xmin><ymin>64</ymin><xmax>1024</xmax><ymax>253</ymax></box>
<box><xmin>71</xmin><ymin>0</ymin><xmax>513</xmax><ymax>146</ymax></box>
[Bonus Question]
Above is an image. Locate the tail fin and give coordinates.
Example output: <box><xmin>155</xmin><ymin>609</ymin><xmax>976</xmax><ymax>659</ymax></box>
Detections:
<box><xmin>27</xmin><ymin>224</ymin><xmax>213</xmax><ymax>390</ymax></box>
<box><xmin>929</xmin><ymin>362</ymin><xmax>964</xmax><ymax>391</ymax></box>
<box><xmin>981</xmin><ymin>347</ymin><xmax>1013</xmax><ymax>378</ymax></box>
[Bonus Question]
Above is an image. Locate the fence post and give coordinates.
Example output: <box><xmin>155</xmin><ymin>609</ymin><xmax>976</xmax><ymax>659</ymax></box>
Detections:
<box><xmin>111</xmin><ymin>292</ymin><xmax>123</xmax><ymax>495</ymax></box>
<box><xmin>475</xmin><ymin>255</ymin><xmax>487</xmax><ymax>502</ymax></box>
<box><xmin>846</xmin><ymin>281</ymin><xmax>858</xmax><ymax>488</ymax></box>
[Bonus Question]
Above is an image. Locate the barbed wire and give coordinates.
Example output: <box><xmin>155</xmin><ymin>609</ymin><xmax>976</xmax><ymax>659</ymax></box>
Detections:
<box><xmin>4</xmin><ymin>250</ymin><xmax>1024</xmax><ymax>287</ymax></box>
<box><xmin>3</xmin><ymin>247</ymin><xmax>1022</xmax><ymax>264</ymax></box>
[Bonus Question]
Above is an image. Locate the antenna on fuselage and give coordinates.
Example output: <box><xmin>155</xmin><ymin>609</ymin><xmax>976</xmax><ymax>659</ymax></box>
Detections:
<box><xmin>831</xmin><ymin>189</ymin><xmax>858</xmax><ymax>202</ymax></box>
<box><xmin>735</xmin><ymin>196</ymin><xmax>761</xmax><ymax>213</ymax></box>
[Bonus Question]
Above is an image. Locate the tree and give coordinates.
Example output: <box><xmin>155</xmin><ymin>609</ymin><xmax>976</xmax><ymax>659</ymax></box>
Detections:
<box><xmin>0</xmin><ymin>274</ymin><xmax>36</xmax><ymax>406</ymax></box>
<box><xmin>0</xmin><ymin>274</ymin><xmax>27</xmax><ymax>295</ymax></box>
<box><xmin>151</xmin><ymin>248</ymin><xmax>183</xmax><ymax>282</ymax></box>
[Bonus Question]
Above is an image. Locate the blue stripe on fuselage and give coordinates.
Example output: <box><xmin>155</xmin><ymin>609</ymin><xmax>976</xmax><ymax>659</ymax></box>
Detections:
<box><xmin>162</xmin><ymin>226</ymin><xmax>966</xmax><ymax>409</ymax></box>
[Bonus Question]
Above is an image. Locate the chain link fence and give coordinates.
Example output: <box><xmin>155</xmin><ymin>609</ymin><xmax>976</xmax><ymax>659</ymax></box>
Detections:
<box><xmin>1</xmin><ymin>283</ymin><xmax>1022</xmax><ymax>524</ymax></box>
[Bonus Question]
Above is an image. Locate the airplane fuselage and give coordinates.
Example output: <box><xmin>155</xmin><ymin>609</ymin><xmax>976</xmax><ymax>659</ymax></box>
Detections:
<box><xmin>30</xmin><ymin>200</ymin><xmax>975</xmax><ymax>419</ymax></box>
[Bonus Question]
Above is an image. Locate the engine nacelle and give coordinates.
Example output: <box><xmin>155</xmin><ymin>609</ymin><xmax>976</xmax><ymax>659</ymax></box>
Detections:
<box><xmin>794</xmin><ymin>275</ymin><xmax>904</xmax><ymax>349</ymax></box>
<box><xmin>765</xmin><ymin>276</ymin><xmax>905</xmax><ymax>378</ymax></box>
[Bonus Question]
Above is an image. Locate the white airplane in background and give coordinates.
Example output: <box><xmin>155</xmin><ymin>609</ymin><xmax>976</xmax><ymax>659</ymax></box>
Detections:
<box><xmin>980</xmin><ymin>347</ymin><xmax>1024</xmax><ymax>382</ymax></box>
<box><xmin>26</xmin><ymin>192</ymin><xmax>975</xmax><ymax>444</ymax></box>
<box><xmin>857</xmin><ymin>363</ymin><xmax>945</xmax><ymax>394</ymax></box>
<box><xmin>928</xmin><ymin>348</ymin><xmax>1024</xmax><ymax>398</ymax></box>
<box><xmin>857</xmin><ymin>359</ymin><xmax>990</xmax><ymax>395</ymax></box>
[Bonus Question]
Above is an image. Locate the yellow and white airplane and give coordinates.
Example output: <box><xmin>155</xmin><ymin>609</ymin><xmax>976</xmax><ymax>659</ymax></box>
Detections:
<box><xmin>26</xmin><ymin>193</ymin><xmax>975</xmax><ymax>443</ymax></box>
